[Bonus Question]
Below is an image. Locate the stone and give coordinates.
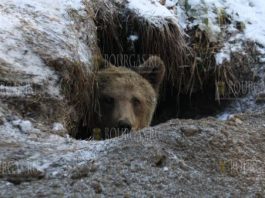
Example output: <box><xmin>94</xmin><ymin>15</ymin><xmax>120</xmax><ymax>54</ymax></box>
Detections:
<box><xmin>181</xmin><ymin>126</ymin><xmax>201</xmax><ymax>136</ymax></box>
<box><xmin>0</xmin><ymin>118</ymin><xmax>4</xmax><ymax>126</ymax></box>
<box><xmin>256</xmin><ymin>92</ymin><xmax>265</xmax><ymax>103</ymax></box>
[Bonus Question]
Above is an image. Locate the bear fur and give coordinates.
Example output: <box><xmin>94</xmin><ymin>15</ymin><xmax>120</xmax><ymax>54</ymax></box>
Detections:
<box><xmin>77</xmin><ymin>56</ymin><xmax>165</xmax><ymax>140</ymax></box>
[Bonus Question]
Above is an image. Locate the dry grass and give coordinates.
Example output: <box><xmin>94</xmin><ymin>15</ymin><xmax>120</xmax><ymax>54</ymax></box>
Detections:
<box><xmin>90</xmin><ymin>0</ymin><xmax>254</xmax><ymax>98</ymax></box>
<box><xmin>44</xmin><ymin>57</ymin><xmax>101</xmax><ymax>137</ymax></box>
<box><xmin>92</xmin><ymin>0</ymin><xmax>196</xmax><ymax>94</ymax></box>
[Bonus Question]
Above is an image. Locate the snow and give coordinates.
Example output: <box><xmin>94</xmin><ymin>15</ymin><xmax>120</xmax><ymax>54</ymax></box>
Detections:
<box><xmin>127</xmin><ymin>0</ymin><xmax>177</xmax><ymax>26</ymax></box>
<box><xmin>217</xmin><ymin>112</ymin><xmax>234</xmax><ymax>121</ymax></box>
<box><xmin>12</xmin><ymin>120</ymin><xmax>33</xmax><ymax>133</ymax></box>
<box><xmin>165</xmin><ymin>0</ymin><xmax>176</xmax><ymax>8</ymax></box>
<box><xmin>224</xmin><ymin>0</ymin><xmax>265</xmax><ymax>47</ymax></box>
<box><xmin>215</xmin><ymin>51</ymin><xmax>231</xmax><ymax>65</ymax></box>
<box><xmin>175</xmin><ymin>5</ymin><xmax>187</xmax><ymax>29</ymax></box>
<box><xmin>0</xmin><ymin>119</ymin><xmax>112</xmax><ymax>174</ymax></box>
<box><xmin>216</xmin><ymin>0</ymin><xmax>265</xmax><ymax>56</ymax></box>
<box><xmin>0</xmin><ymin>0</ymin><xmax>91</xmax><ymax>99</ymax></box>
<box><xmin>128</xmin><ymin>35</ymin><xmax>139</xmax><ymax>42</ymax></box>
<box><xmin>128</xmin><ymin>0</ymin><xmax>173</xmax><ymax>18</ymax></box>
<box><xmin>52</xmin><ymin>123</ymin><xmax>65</xmax><ymax>132</ymax></box>
<box><xmin>16</xmin><ymin>120</ymin><xmax>32</xmax><ymax>132</ymax></box>
<box><xmin>0</xmin><ymin>84</ymin><xmax>33</xmax><ymax>98</ymax></box>
<box><xmin>179</xmin><ymin>0</ymin><xmax>265</xmax><ymax>62</ymax></box>
<box><xmin>2</xmin><ymin>0</ymin><xmax>84</xmax><ymax>14</ymax></box>
<box><xmin>163</xmin><ymin>167</ymin><xmax>169</xmax><ymax>171</ymax></box>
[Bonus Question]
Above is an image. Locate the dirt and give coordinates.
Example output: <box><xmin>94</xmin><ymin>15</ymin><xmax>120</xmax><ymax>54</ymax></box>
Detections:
<box><xmin>0</xmin><ymin>110</ymin><xmax>265</xmax><ymax>197</ymax></box>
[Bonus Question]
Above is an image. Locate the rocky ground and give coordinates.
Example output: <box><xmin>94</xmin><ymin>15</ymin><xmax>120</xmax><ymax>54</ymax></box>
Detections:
<box><xmin>0</xmin><ymin>109</ymin><xmax>265</xmax><ymax>197</ymax></box>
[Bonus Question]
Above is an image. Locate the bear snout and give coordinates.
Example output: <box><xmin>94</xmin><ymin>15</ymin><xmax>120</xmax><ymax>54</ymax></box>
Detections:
<box><xmin>117</xmin><ymin>119</ymin><xmax>132</xmax><ymax>132</ymax></box>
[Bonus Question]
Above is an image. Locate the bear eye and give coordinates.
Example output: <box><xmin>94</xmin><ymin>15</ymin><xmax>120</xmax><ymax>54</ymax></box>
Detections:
<box><xmin>132</xmin><ymin>97</ymin><xmax>141</xmax><ymax>107</ymax></box>
<box><xmin>101</xmin><ymin>95</ymin><xmax>114</xmax><ymax>105</ymax></box>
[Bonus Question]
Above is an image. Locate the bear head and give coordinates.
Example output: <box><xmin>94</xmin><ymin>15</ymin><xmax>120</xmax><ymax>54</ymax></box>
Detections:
<box><xmin>92</xmin><ymin>56</ymin><xmax>165</xmax><ymax>139</ymax></box>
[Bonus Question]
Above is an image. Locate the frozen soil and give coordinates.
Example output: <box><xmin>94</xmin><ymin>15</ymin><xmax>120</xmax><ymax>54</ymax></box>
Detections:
<box><xmin>0</xmin><ymin>110</ymin><xmax>265</xmax><ymax>197</ymax></box>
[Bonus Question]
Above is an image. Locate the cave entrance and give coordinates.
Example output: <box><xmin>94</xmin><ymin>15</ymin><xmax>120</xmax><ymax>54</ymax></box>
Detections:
<box><xmin>93</xmin><ymin>8</ymin><xmax>229</xmax><ymax>127</ymax></box>
<box><xmin>151</xmin><ymin>80</ymin><xmax>226</xmax><ymax>125</ymax></box>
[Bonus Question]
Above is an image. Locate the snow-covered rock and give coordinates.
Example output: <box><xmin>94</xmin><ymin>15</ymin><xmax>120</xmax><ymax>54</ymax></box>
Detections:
<box><xmin>12</xmin><ymin>119</ymin><xmax>33</xmax><ymax>133</ymax></box>
<box><xmin>0</xmin><ymin>0</ymin><xmax>98</xmax><ymax>132</ymax></box>
<box><xmin>175</xmin><ymin>0</ymin><xmax>265</xmax><ymax>62</ymax></box>
<box><xmin>0</xmin><ymin>0</ymin><xmax>96</xmax><ymax>96</ymax></box>
<box><xmin>128</xmin><ymin>0</ymin><xmax>178</xmax><ymax>26</ymax></box>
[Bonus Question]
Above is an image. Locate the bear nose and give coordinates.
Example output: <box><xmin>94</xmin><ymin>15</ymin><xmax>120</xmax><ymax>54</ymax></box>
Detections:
<box><xmin>117</xmin><ymin>120</ymin><xmax>132</xmax><ymax>132</ymax></box>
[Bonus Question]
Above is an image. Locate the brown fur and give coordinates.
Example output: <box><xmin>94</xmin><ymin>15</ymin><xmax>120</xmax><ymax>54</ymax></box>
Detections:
<box><xmin>90</xmin><ymin>56</ymin><xmax>165</xmax><ymax>139</ymax></box>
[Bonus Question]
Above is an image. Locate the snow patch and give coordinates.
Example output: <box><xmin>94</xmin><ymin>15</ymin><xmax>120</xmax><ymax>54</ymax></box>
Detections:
<box><xmin>12</xmin><ymin>119</ymin><xmax>33</xmax><ymax>133</ymax></box>
<box><xmin>52</xmin><ymin>123</ymin><xmax>65</xmax><ymax>132</ymax></box>
<box><xmin>163</xmin><ymin>166</ymin><xmax>169</xmax><ymax>171</ymax></box>
<box><xmin>224</xmin><ymin>0</ymin><xmax>265</xmax><ymax>47</ymax></box>
<box><xmin>217</xmin><ymin>112</ymin><xmax>234</xmax><ymax>121</ymax></box>
<box><xmin>0</xmin><ymin>118</ymin><xmax>112</xmax><ymax>175</ymax></box>
<box><xmin>0</xmin><ymin>0</ymin><xmax>90</xmax><ymax>99</ymax></box>
<box><xmin>176</xmin><ymin>0</ymin><xmax>265</xmax><ymax>64</ymax></box>
<box><xmin>175</xmin><ymin>5</ymin><xmax>187</xmax><ymax>29</ymax></box>
<box><xmin>165</xmin><ymin>0</ymin><xmax>176</xmax><ymax>8</ymax></box>
<box><xmin>0</xmin><ymin>84</ymin><xmax>33</xmax><ymax>98</ymax></box>
<box><xmin>128</xmin><ymin>35</ymin><xmax>139</xmax><ymax>42</ymax></box>
<box><xmin>215</xmin><ymin>52</ymin><xmax>231</xmax><ymax>65</ymax></box>
<box><xmin>127</xmin><ymin>0</ymin><xmax>177</xmax><ymax>26</ymax></box>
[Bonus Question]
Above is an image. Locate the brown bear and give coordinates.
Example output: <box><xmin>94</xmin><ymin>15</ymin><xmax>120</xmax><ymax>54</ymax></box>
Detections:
<box><xmin>78</xmin><ymin>56</ymin><xmax>165</xmax><ymax>140</ymax></box>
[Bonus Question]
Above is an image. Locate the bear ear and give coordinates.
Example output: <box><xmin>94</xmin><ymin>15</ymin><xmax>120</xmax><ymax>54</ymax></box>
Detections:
<box><xmin>93</xmin><ymin>56</ymin><xmax>112</xmax><ymax>70</ymax></box>
<box><xmin>136</xmin><ymin>56</ymin><xmax>165</xmax><ymax>93</ymax></box>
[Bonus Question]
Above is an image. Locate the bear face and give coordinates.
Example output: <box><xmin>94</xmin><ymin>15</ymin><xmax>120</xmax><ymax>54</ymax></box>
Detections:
<box><xmin>93</xmin><ymin>56</ymin><xmax>165</xmax><ymax>139</ymax></box>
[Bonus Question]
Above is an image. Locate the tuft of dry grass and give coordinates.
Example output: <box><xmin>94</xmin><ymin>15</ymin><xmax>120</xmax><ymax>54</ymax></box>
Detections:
<box><xmin>44</xmin><ymin>57</ymin><xmax>101</xmax><ymax>137</ymax></box>
<box><xmin>92</xmin><ymin>0</ymin><xmax>195</xmax><ymax>94</ymax></box>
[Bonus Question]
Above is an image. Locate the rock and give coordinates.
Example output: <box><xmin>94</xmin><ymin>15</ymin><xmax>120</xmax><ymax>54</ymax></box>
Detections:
<box><xmin>0</xmin><ymin>118</ymin><xmax>4</xmax><ymax>126</ymax></box>
<box><xmin>249</xmin><ymin>2</ymin><xmax>255</xmax><ymax>7</ymax></box>
<box><xmin>163</xmin><ymin>167</ymin><xmax>169</xmax><ymax>172</ymax></box>
<box><xmin>0</xmin><ymin>161</ymin><xmax>45</xmax><ymax>185</ymax></box>
<box><xmin>178</xmin><ymin>160</ymin><xmax>189</xmax><ymax>171</ymax></box>
<box><xmin>235</xmin><ymin>118</ymin><xmax>243</xmax><ymax>125</ymax></box>
<box><xmin>28</xmin><ymin>134</ymin><xmax>38</xmax><ymax>140</ymax></box>
<box><xmin>71</xmin><ymin>161</ymin><xmax>97</xmax><ymax>179</ymax></box>
<box><xmin>256</xmin><ymin>92</ymin><xmax>265</xmax><ymax>103</ymax></box>
<box><xmin>0</xmin><ymin>0</ymin><xmax>98</xmax><ymax>139</ymax></box>
<box><xmin>91</xmin><ymin>181</ymin><xmax>103</xmax><ymax>194</ymax></box>
<box><xmin>154</xmin><ymin>154</ymin><xmax>167</xmax><ymax>167</ymax></box>
<box><xmin>227</xmin><ymin>116</ymin><xmax>244</xmax><ymax>126</ymax></box>
<box><xmin>52</xmin><ymin>123</ymin><xmax>65</xmax><ymax>132</ymax></box>
<box><xmin>160</xmin><ymin>0</ymin><xmax>166</xmax><ymax>5</ymax></box>
<box><xmin>181</xmin><ymin>125</ymin><xmax>201</xmax><ymax>136</ymax></box>
<box><xmin>51</xmin><ymin>123</ymin><xmax>66</xmax><ymax>136</ymax></box>
<box><xmin>12</xmin><ymin>120</ymin><xmax>33</xmax><ymax>133</ymax></box>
